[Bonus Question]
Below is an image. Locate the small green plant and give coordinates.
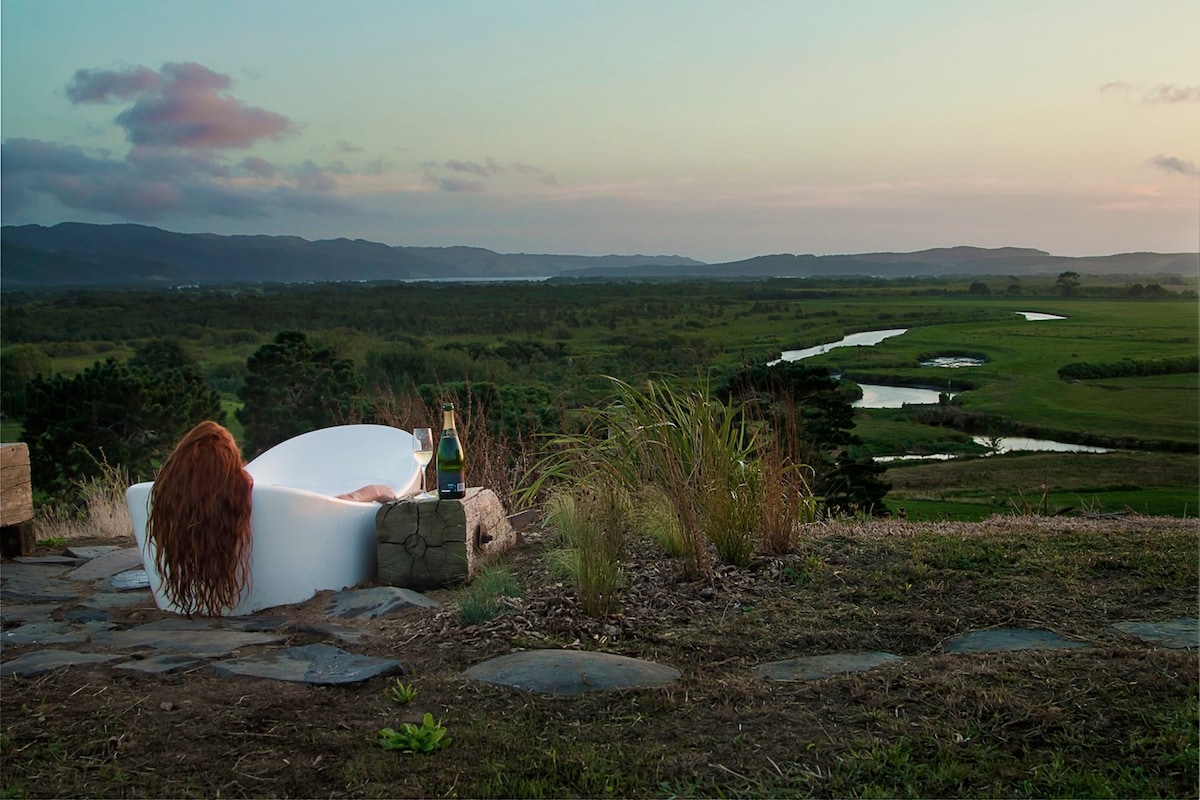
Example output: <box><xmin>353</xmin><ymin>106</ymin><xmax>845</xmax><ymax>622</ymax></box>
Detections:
<box><xmin>456</xmin><ymin>563</ymin><xmax>522</xmax><ymax>625</ymax></box>
<box><xmin>35</xmin><ymin>536</ymin><xmax>66</xmax><ymax>549</ymax></box>
<box><xmin>377</xmin><ymin>713</ymin><xmax>451</xmax><ymax>754</ymax></box>
<box><xmin>384</xmin><ymin>679</ymin><xmax>417</xmax><ymax>705</ymax></box>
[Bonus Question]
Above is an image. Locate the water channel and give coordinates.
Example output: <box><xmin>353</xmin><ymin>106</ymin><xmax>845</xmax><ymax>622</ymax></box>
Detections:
<box><xmin>771</xmin><ymin>315</ymin><xmax>1112</xmax><ymax>457</ymax></box>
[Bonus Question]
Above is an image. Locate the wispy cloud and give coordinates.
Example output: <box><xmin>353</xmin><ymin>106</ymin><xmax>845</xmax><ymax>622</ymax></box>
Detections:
<box><xmin>424</xmin><ymin>157</ymin><xmax>560</xmax><ymax>192</ymax></box>
<box><xmin>1100</xmin><ymin>81</ymin><xmax>1200</xmax><ymax>104</ymax></box>
<box><xmin>1148</xmin><ymin>155</ymin><xmax>1199</xmax><ymax>178</ymax></box>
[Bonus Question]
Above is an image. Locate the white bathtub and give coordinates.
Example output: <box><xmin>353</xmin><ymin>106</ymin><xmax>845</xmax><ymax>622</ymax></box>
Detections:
<box><xmin>127</xmin><ymin>424</ymin><xmax>422</xmax><ymax>616</ymax></box>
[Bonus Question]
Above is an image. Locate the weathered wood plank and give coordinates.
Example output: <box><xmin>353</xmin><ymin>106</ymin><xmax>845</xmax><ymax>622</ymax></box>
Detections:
<box><xmin>1</xmin><ymin>443</ymin><xmax>34</xmax><ymax>528</ymax></box>
<box><xmin>375</xmin><ymin>487</ymin><xmax>517</xmax><ymax>590</ymax></box>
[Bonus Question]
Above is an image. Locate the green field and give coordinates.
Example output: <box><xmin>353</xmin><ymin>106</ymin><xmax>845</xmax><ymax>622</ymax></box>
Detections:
<box><xmin>3</xmin><ymin>278</ymin><xmax>1197</xmax><ymax>517</ymax></box>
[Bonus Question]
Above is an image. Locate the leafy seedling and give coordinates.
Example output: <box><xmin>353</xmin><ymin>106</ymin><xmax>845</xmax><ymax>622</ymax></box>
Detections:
<box><xmin>377</xmin><ymin>713</ymin><xmax>452</xmax><ymax>754</ymax></box>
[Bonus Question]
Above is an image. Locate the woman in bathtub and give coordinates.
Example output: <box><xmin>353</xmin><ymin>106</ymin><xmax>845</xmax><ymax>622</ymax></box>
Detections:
<box><xmin>146</xmin><ymin>421</ymin><xmax>395</xmax><ymax>616</ymax></box>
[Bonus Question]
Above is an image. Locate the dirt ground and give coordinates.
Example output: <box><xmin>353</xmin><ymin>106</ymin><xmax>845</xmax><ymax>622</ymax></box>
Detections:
<box><xmin>2</xmin><ymin>514</ymin><xmax>1197</xmax><ymax>798</ymax></box>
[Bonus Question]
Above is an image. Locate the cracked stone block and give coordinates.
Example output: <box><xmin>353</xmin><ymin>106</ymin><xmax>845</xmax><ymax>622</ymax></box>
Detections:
<box><xmin>376</xmin><ymin>487</ymin><xmax>516</xmax><ymax>590</ymax></box>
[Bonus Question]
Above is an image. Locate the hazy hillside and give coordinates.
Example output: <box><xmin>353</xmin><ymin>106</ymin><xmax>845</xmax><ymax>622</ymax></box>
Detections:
<box><xmin>0</xmin><ymin>223</ymin><xmax>705</xmax><ymax>288</ymax></box>
<box><xmin>564</xmin><ymin>246</ymin><xmax>1199</xmax><ymax>279</ymax></box>
<box><xmin>1</xmin><ymin>222</ymin><xmax>1195</xmax><ymax>288</ymax></box>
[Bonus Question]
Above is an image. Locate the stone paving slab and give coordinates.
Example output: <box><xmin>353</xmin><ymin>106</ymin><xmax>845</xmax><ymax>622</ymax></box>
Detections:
<box><xmin>2</xmin><ymin>620</ymin><xmax>114</xmax><ymax>647</ymax></box>
<box><xmin>79</xmin><ymin>589</ymin><xmax>157</xmax><ymax>610</ymax></box>
<box><xmin>0</xmin><ymin>572</ymin><xmax>87</xmax><ymax>603</ymax></box>
<box><xmin>212</xmin><ymin>643</ymin><xmax>405</xmax><ymax>684</ymax></box>
<box><xmin>294</xmin><ymin>622</ymin><xmax>369</xmax><ymax>645</ymax></box>
<box><xmin>1111</xmin><ymin>618</ymin><xmax>1198</xmax><ymax>649</ymax></box>
<box><xmin>0</xmin><ymin>648</ymin><xmax>122</xmax><ymax>677</ymax></box>
<box><xmin>944</xmin><ymin>628</ymin><xmax>1089</xmax><ymax>653</ymax></box>
<box><xmin>65</xmin><ymin>546</ymin><xmax>122</xmax><ymax>560</ymax></box>
<box><xmin>91</xmin><ymin>625</ymin><xmax>286</xmax><ymax>657</ymax></box>
<box><xmin>67</xmin><ymin>547</ymin><xmax>143</xmax><ymax>582</ymax></box>
<box><xmin>14</xmin><ymin>556</ymin><xmax>83</xmax><ymax>566</ymax></box>
<box><xmin>756</xmin><ymin>651</ymin><xmax>902</xmax><ymax>681</ymax></box>
<box><xmin>108</xmin><ymin>569</ymin><xmax>150</xmax><ymax>591</ymax></box>
<box><xmin>463</xmin><ymin>649</ymin><xmax>681</xmax><ymax>695</ymax></box>
<box><xmin>0</xmin><ymin>603</ymin><xmax>61</xmax><ymax>625</ymax></box>
<box><xmin>113</xmin><ymin>654</ymin><xmax>208</xmax><ymax>675</ymax></box>
<box><xmin>326</xmin><ymin>586</ymin><xmax>440</xmax><ymax>620</ymax></box>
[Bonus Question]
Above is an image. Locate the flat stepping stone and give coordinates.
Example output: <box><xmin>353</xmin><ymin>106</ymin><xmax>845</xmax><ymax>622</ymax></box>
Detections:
<box><xmin>294</xmin><ymin>622</ymin><xmax>369</xmax><ymax>645</ymax></box>
<box><xmin>1</xmin><ymin>620</ymin><xmax>113</xmax><ymax>647</ymax></box>
<box><xmin>1</xmin><ymin>603</ymin><xmax>60</xmax><ymax>625</ymax></box>
<box><xmin>14</xmin><ymin>555</ymin><xmax>83</xmax><ymax>566</ymax></box>
<box><xmin>1111</xmin><ymin>618</ymin><xmax>1198</xmax><ymax>649</ymax></box>
<box><xmin>212</xmin><ymin>643</ymin><xmax>405</xmax><ymax>684</ymax></box>
<box><xmin>113</xmin><ymin>654</ymin><xmax>207</xmax><ymax>675</ymax></box>
<box><xmin>1</xmin><ymin>649</ymin><xmax>121</xmax><ymax>677</ymax></box>
<box><xmin>65</xmin><ymin>545</ymin><xmax>121</xmax><ymax>560</ymax></box>
<box><xmin>756</xmin><ymin>651</ymin><xmax>901</xmax><ymax>681</ymax></box>
<box><xmin>91</xmin><ymin>625</ymin><xmax>285</xmax><ymax>657</ymax></box>
<box><xmin>325</xmin><ymin>586</ymin><xmax>439</xmax><ymax>620</ymax></box>
<box><xmin>0</xmin><ymin>572</ymin><xmax>86</xmax><ymax>603</ymax></box>
<box><xmin>218</xmin><ymin>616</ymin><xmax>292</xmax><ymax>633</ymax></box>
<box><xmin>463</xmin><ymin>649</ymin><xmax>681</xmax><ymax>695</ymax></box>
<box><xmin>1</xmin><ymin>562</ymin><xmax>72</xmax><ymax>578</ymax></box>
<box><xmin>945</xmin><ymin>628</ymin><xmax>1088</xmax><ymax>653</ymax></box>
<box><xmin>80</xmin><ymin>590</ymin><xmax>155</xmax><ymax>610</ymax></box>
<box><xmin>108</xmin><ymin>569</ymin><xmax>149</xmax><ymax>591</ymax></box>
<box><xmin>67</xmin><ymin>547</ymin><xmax>142</xmax><ymax>582</ymax></box>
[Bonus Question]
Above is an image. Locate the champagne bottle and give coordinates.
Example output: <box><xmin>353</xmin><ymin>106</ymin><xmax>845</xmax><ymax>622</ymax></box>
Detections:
<box><xmin>436</xmin><ymin>402</ymin><xmax>466</xmax><ymax>499</ymax></box>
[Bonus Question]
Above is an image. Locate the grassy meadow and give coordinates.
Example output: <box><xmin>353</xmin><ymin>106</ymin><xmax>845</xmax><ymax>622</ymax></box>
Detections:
<box><xmin>2</xmin><ymin>276</ymin><xmax>1197</xmax><ymax>518</ymax></box>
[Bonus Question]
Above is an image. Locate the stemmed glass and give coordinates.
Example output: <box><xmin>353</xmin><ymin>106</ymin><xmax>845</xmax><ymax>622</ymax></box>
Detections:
<box><xmin>412</xmin><ymin>428</ymin><xmax>434</xmax><ymax>496</ymax></box>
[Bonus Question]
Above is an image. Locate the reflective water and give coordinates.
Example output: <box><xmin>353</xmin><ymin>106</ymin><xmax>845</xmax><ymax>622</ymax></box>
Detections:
<box><xmin>971</xmin><ymin>436</ymin><xmax>1110</xmax><ymax>454</ymax></box>
<box><xmin>772</xmin><ymin>328</ymin><xmax>908</xmax><ymax>364</ymax></box>
<box><xmin>854</xmin><ymin>385</ymin><xmax>952</xmax><ymax>408</ymax></box>
<box><xmin>920</xmin><ymin>356</ymin><xmax>985</xmax><ymax>368</ymax></box>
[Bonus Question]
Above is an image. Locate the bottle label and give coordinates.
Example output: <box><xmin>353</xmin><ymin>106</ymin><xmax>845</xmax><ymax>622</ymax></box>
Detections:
<box><xmin>438</xmin><ymin>471</ymin><xmax>465</xmax><ymax>498</ymax></box>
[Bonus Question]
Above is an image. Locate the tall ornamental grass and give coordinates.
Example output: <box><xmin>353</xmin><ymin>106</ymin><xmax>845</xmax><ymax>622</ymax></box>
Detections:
<box><xmin>544</xmin><ymin>480</ymin><xmax>629</xmax><ymax>616</ymax></box>
<box><xmin>524</xmin><ymin>376</ymin><xmax>765</xmax><ymax>577</ymax></box>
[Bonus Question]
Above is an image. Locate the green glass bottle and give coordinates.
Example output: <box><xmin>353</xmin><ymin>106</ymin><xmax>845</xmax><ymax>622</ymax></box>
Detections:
<box><xmin>436</xmin><ymin>402</ymin><xmax>466</xmax><ymax>499</ymax></box>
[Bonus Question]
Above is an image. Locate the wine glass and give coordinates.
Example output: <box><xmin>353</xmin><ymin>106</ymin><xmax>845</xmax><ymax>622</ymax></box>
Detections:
<box><xmin>412</xmin><ymin>428</ymin><xmax>434</xmax><ymax>496</ymax></box>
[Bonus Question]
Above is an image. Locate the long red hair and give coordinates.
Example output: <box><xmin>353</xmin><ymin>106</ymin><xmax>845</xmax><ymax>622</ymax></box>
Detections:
<box><xmin>147</xmin><ymin>421</ymin><xmax>253</xmax><ymax>616</ymax></box>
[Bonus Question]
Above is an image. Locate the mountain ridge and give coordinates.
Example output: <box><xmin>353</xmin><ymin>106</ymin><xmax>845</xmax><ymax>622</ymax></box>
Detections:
<box><xmin>1</xmin><ymin>222</ymin><xmax>1195</xmax><ymax>288</ymax></box>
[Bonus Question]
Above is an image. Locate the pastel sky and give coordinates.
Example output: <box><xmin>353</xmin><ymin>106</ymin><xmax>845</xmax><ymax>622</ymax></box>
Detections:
<box><xmin>2</xmin><ymin>0</ymin><xmax>1197</xmax><ymax>262</ymax></box>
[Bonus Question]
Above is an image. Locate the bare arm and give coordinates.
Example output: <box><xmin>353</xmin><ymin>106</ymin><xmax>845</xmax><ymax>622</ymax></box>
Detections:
<box><xmin>336</xmin><ymin>484</ymin><xmax>398</xmax><ymax>503</ymax></box>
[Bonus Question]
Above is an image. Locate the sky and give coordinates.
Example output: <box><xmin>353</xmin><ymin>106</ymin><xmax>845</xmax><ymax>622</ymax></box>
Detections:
<box><xmin>2</xmin><ymin>0</ymin><xmax>1198</xmax><ymax>263</ymax></box>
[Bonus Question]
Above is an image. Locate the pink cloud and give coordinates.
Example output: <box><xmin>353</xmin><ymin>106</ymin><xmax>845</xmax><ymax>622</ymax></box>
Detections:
<box><xmin>1099</xmin><ymin>81</ymin><xmax>1200</xmax><ymax>104</ymax></box>
<box><xmin>68</xmin><ymin>61</ymin><xmax>296</xmax><ymax>150</ymax></box>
